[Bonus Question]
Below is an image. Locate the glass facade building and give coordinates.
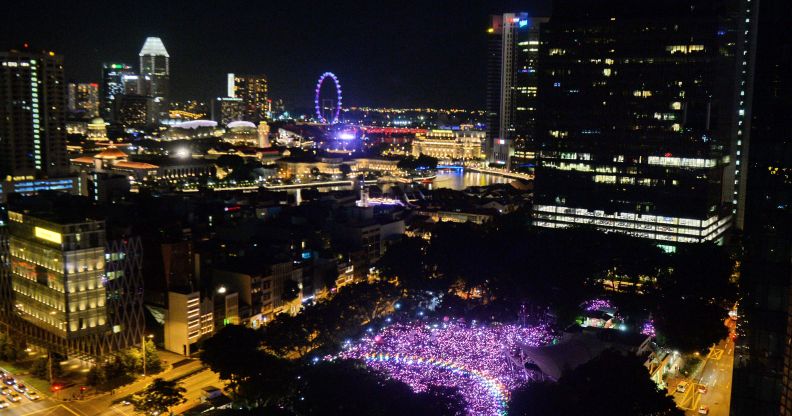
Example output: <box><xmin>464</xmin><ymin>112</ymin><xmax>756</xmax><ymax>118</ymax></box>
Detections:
<box><xmin>227</xmin><ymin>73</ymin><xmax>269</xmax><ymax>124</ymax></box>
<box><xmin>532</xmin><ymin>0</ymin><xmax>757</xmax><ymax>244</ymax></box>
<box><xmin>0</xmin><ymin>49</ymin><xmax>69</xmax><ymax>180</ymax></box>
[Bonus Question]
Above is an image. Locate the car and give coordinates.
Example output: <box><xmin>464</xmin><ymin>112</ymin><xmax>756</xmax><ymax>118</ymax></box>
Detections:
<box><xmin>0</xmin><ymin>387</ymin><xmax>9</xmax><ymax>396</ymax></box>
<box><xmin>13</xmin><ymin>383</ymin><xmax>25</xmax><ymax>393</ymax></box>
<box><xmin>24</xmin><ymin>391</ymin><xmax>40</xmax><ymax>401</ymax></box>
<box><xmin>7</xmin><ymin>392</ymin><xmax>20</xmax><ymax>403</ymax></box>
<box><xmin>697</xmin><ymin>384</ymin><xmax>708</xmax><ymax>394</ymax></box>
<box><xmin>2</xmin><ymin>377</ymin><xmax>13</xmax><ymax>386</ymax></box>
<box><xmin>676</xmin><ymin>381</ymin><xmax>689</xmax><ymax>393</ymax></box>
<box><xmin>0</xmin><ymin>399</ymin><xmax>7</xmax><ymax>408</ymax></box>
<box><xmin>698</xmin><ymin>405</ymin><xmax>710</xmax><ymax>414</ymax></box>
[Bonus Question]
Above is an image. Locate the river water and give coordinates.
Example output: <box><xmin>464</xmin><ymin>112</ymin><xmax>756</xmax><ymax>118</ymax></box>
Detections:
<box><xmin>430</xmin><ymin>169</ymin><xmax>512</xmax><ymax>190</ymax></box>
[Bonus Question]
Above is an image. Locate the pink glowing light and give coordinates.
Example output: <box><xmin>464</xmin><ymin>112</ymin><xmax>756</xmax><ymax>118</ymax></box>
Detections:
<box><xmin>336</xmin><ymin>321</ymin><xmax>555</xmax><ymax>416</ymax></box>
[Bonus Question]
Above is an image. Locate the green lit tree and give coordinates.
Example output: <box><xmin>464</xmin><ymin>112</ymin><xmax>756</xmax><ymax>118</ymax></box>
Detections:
<box><xmin>131</xmin><ymin>378</ymin><xmax>186</xmax><ymax>416</ymax></box>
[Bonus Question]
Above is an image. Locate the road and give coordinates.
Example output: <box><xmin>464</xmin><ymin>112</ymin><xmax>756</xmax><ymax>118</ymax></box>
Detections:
<box><xmin>2</xmin><ymin>357</ymin><xmax>224</xmax><ymax>416</ymax></box>
<box><xmin>673</xmin><ymin>319</ymin><xmax>736</xmax><ymax>415</ymax></box>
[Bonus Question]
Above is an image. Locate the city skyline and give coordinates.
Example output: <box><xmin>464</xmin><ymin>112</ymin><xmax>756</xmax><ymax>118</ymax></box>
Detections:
<box><xmin>0</xmin><ymin>0</ymin><xmax>550</xmax><ymax>109</ymax></box>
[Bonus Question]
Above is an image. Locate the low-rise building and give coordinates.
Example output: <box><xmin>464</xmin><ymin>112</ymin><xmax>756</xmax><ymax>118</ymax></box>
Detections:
<box><xmin>164</xmin><ymin>290</ymin><xmax>213</xmax><ymax>356</ymax></box>
<box><xmin>411</xmin><ymin>129</ymin><xmax>485</xmax><ymax>161</ymax></box>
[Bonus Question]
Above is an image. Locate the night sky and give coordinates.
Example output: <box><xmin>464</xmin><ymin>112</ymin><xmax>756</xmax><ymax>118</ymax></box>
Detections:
<box><xmin>2</xmin><ymin>0</ymin><xmax>550</xmax><ymax>110</ymax></box>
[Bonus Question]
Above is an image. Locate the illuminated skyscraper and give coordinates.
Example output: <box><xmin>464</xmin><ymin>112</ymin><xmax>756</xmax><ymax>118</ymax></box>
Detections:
<box><xmin>731</xmin><ymin>0</ymin><xmax>792</xmax><ymax>414</ymax></box>
<box><xmin>67</xmin><ymin>82</ymin><xmax>99</xmax><ymax>118</ymax></box>
<box><xmin>211</xmin><ymin>97</ymin><xmax>244</xmax><ymax>126</ymax></box>
<box><xmin>227</xmin><ymin>73</ymin><xmax>269</xmax><ymax>123</ymax></box>
<box><xmin>100</xmin><ymin>63</ymin><xmax>133</xmax><ymax>122</ymax></box>
<box><xmin>139</xmin><ymin>37</ymin><xmax>169</xmax><ymax>123</ymax></box>
<box><xmin>532</xmin><ymin>0</ymin><xmax>757</xmax><ymax>245</ymax></box>
<box><xmin>0</xmin><ymin>48</ymin><xmax>69</xmax><ymax>180</ymax></box>
<box><xmin>485</xmin><ymin>14</ymin><xmax>548</xmax><ymax>169</ymax></box>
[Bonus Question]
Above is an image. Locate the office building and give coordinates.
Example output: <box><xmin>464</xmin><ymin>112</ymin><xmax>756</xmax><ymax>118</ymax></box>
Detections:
<box><xmin>731</xmin><ymin>0</ymin><xmax>792</xmax><ymax>413</ymax></box>
<box><xmin>122</xmin><ymin>74</ymin><xmax>141</xmax><ymax>95</ymax></box>
<box><xmin>67</xmin><ymin>82</ymin><xmax>99</xmax><ymax>119</ymax></box>
<box><xmin>211</xmin><ymin>97</ymin><xmax>244</xmax><ymax>125</ymax></box>
<box><xmin>0</xmin><ymin>195</ymin><xmax>144</xmax><ymax>358</ymax></box>
<box><xmin>0</xmin><ymin>48</ymin><xmax>70</xmax><ymax>180</ymax></box>
<box><xmin>227</xmin><ymin>73</ymin><xmax>269</xmax><ymax>123</ymax></box>
<box><xmin>0</xmin><ymin>177</ymin><xmax>85</xmax><ymax>203</ymax></box>
<box><xmin>100</xmin><ymin>63</ymin><xmax>133</xmax><ymax>122</ymax></box>
<box><xmin>532</xmin><ymin>0</ymin><xmax>757</xmax><ymax>245</ymax></box>
<box><xmin>139</xmin><ymin>37</ymin><xmax>169</xmax><ymax>123</ymax></box>
<box><xmin>116</xmin><ymin>94</ymin><xmax>155</xmax><ymax>129</ymax></box>
<box><xmin>485</xmin><ymin>14</ymin><xmax>548</xmax><ymax>168</ymax></box>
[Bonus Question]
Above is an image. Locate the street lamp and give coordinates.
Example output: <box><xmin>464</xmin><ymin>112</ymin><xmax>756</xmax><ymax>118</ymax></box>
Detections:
<box><xmin>142</xmin><ymin>334</ymin><xmax>154</xmax><ymax>377</ymax></box>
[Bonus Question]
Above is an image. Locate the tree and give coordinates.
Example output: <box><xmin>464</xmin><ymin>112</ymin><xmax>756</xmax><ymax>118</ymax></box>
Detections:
<box><xmin>653</xmin><ymin>243</ymin><xmax>735</xmax><ymax>352</ymax></box>
<box><xmin>143</xmin><ymin>339</ymin><xmax>163</xmax><ymax>374</ymax></box>
<box><xmin>338</xmin><ymin>163</ymin><xmax>352</xmax><ymax>177</ymax></box>
<box><xmin>509</xmin><ymin>349</ymin><xmax>681</xmax><ymax>416</ymax></box>
<box><xmin>376</xmin><ymin>237</ymin><xmax>445</xmax><ymax>292</ymax></box>
<box><xmin>201</xmin><ymin>325</ymin><xmax>294</xmax><ymax>407</ymax></box>
<box><xmin>86</xmin><ymin>365</ymin><xmax>107</xmax><ymax>386</ymax></box>
<box><xmin>216</xmin><ymin>154</ymin><xmax>245</xmax><ymax>170</ymax></box>
<box><xmin>294</xmin><ymin>361</ymin><xmax>465</xmax><ymax>416</ymax></box>
<box><xmin>131</xmin><ymin>378</ymin><xmax>186</xmax><ymax>416</ymax></box>
<box><xmin>281</xmin><ymin>279</ymin><xmax>300</xmax><ymax>303</ymax></box>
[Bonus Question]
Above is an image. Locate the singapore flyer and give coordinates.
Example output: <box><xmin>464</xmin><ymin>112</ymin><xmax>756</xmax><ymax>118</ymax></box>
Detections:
<box><xmin>314</xmin><ymin>72</ymin><xmax>342</xmax><ymax>124</ymax></box>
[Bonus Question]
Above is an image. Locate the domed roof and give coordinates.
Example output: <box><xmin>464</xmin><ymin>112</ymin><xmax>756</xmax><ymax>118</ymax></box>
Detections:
<box><xmin>89</xmin><ymin>117</ymin><xmax>106</xmax><ymax>125</ymax></box>
<box><xmin>227</xmin><ymin>120</ymin><xmax>257</xmax><ymax>129</ymax></box>
<box><xmin>173</xmin><ymin>120</ymin><xmax>218</xmax><ymax>129</ymax></box>
<box><xmin>95</xmin><ymin>146</ymin><xmax>128</xmax><ymax>160</ymax></box>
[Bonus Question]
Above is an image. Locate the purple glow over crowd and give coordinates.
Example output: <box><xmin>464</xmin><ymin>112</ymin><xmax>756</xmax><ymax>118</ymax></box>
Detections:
<box><xmin>336</xmin><ymin>321</ymin><xmax>556</xmax><ymax>416</ymax></box>
<box><xmin>641</xmin><ymin>319</ymin><xmax>657</xmax><ymax>337</ymax></box>
<box><xmin>582</xmin><ymin>298</ymin><xmax>614</xmax><ymax>312</ymax></box>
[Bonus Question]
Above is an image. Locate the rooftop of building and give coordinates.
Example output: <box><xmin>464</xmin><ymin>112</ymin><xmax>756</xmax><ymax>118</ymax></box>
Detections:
<box><xmin>7</xmin><ymin>193</ymin><xmax>101</xmax><ymax>224</ymax></box>
<box><xmin>139</xmin><ymin>37</ymin><xmax>169</xmax><ymax>57</ymax></box>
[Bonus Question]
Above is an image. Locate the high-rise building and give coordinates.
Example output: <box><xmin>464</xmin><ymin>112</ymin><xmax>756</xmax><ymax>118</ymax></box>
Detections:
<box><xmin>211</xmin><ymin>97</ymin><xmax>244</xmax><ymax>126</ymax></box>
<box><xmin>531</xmin><ymin>0</ymin><xmax>757</xmax><ymax>246</ymax></box>
<box><xmin>0</xmin><ymin>195</ymin><xmax>144</xmax><ymax>358</ymax></box>
<box><xmin>139</xmin><ymin>37</ymin><xmax>169</xmax><ymax>123</ymax></box>
<box><xmin>100</xmin><ymin>63</ymin><xmax>133</xmax><ymax>122</ymax></box>
<box><xmin>731</xmin><ymin>0</ymin><xmax>792</xmax><ymax>414</ymax></box>
<box><xmin>122</xmin><ymin>74</ymin><xmax>140</xmax><ymax>95</ymax></box>
<box><xmin>0</xmin><ymin>48</ymin><xmax>69</xmax><ymax>180</ymax></box>
<box><xmin>116</xmin><ymin>94</ymin><xmax>155</xmax><ymax>129</ymax></box>
<box><xmin>485</xmin><ymin>14</ymin><xmax>548</xmax><ymax>168</ymax></box>
<box><xmin>227</xmin><ymin>73</ymin><xmax>269</xmax><ymax>123</ymax></box>
<box><xmin>67</xmin><ymin>82</ymin><xmax>99</xmax><ymax>119</ymax></box>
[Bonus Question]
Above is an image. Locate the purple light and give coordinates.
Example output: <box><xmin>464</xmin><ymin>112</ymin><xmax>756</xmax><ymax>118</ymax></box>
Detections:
<box><xmin>338</xmin><ymin>132</ymin><xmax>355</xmax><ymax>140</ymax></box>
<box><xmin>582</xmin><ymin>298</ymin><xmax>613</xmax><ymax>312</ymax></box>
<box><xmin>314</xmin><ymin>72</ymin><xmax>342</xmax><ymax>124</ymax></box>
<box><xmin>335</xmin><ymin>321</ymin><xmax>555</xmax><ymax>416</ymax></box>
<box><xmin>641</xmin><ymin>320</ymin><xmax>656</xmax><ymax>337</ymax></box>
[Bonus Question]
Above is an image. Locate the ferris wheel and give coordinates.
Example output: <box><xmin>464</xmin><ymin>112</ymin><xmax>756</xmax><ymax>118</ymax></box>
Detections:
<box><xmin>314</xmin><ymin>72</ymin><xmax>342</xmax><ymax>124</ymax></box>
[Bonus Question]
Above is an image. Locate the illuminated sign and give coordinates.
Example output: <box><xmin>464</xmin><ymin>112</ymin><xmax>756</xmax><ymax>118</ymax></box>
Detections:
<box><xmin>34</xmin><ymin>227</ymin><xmax>62</xmax><ymax>244</ymax></box>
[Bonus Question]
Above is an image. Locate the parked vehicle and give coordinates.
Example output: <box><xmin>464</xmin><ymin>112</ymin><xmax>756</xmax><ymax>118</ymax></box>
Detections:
<box><xmin>676</xmin><ymin>381</ymin><xmax>689</xmax><ymax>393</ymax></box>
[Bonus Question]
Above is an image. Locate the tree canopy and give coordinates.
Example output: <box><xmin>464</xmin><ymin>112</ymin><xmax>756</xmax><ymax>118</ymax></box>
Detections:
<box><xmin>509</xmin><ymin>349</ymin><xmax>682</xmax><ymax>416</ymax></box>
<box><xmin>132</xmin><ymin>378</ymin><xmax>187</xmax><ymax>416</ymax></box>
